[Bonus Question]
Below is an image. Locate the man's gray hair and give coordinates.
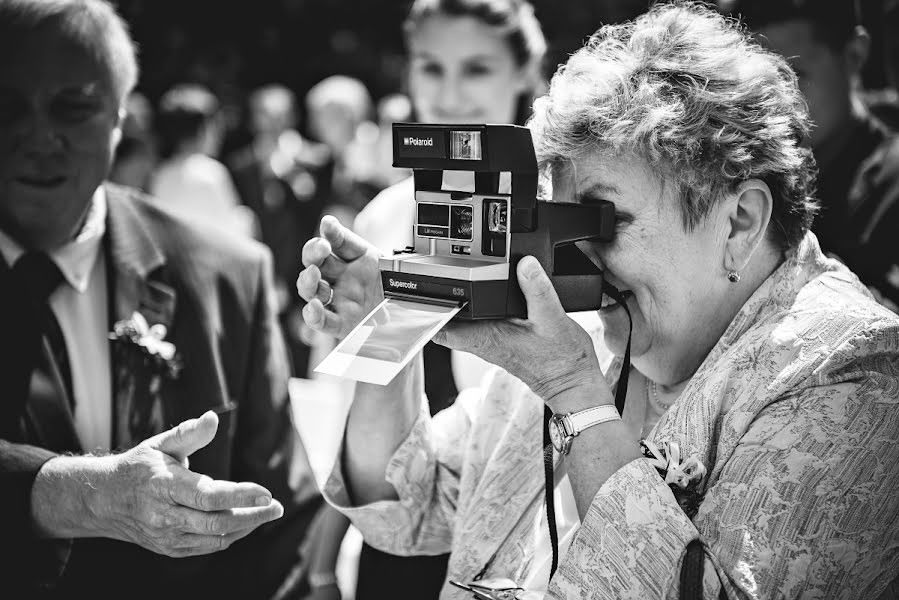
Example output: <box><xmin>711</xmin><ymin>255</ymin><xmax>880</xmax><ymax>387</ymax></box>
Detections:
<box><xmin>0</xmin><ymin>0</ymin><xmax>139</xmax><ymax>103</ymax></box>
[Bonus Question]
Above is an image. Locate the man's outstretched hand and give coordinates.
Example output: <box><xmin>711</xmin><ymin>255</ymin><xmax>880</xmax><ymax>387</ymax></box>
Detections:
<box><xmin>31</xmin><ymin>411</ymin><xmax>284</xmax><ymax>558</ymax></box>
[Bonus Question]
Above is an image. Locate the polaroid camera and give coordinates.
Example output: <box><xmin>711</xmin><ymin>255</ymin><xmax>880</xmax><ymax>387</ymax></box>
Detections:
<box><xmin>379</xmin><ymin>123</ymin><xmax>615</xmax><ymax>320</ymax></box>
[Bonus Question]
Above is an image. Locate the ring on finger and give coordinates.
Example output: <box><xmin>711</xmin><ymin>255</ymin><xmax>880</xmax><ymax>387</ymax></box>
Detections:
<box><xmin>322</xmin><ymin>284</ymin><xmax>334</xmax><ymax>308</ymax></box>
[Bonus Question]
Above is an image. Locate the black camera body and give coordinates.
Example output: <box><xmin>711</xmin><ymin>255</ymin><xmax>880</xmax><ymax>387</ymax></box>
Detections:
<box><xmin>379</xmin><ymin>123</ymin><xmax>615</xmax><ymax>319</ymax></box>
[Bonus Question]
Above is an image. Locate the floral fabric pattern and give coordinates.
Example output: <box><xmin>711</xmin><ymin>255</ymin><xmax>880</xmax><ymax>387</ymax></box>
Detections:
<box><xmin>324</xmin><ymin>233</ymin><xmax>899</xmax><ymax>599</ymax></box>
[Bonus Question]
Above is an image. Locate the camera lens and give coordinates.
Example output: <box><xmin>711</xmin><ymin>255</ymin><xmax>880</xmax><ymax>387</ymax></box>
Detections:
<box><xmin>486</xmin><ymin>200</ymin><xmax>507</xmax><ymax>233</ymax></box>
<box><xmin>450</xmin><ymin>205</ymin><xmax>473</xmax><ymax>240</ymax></box>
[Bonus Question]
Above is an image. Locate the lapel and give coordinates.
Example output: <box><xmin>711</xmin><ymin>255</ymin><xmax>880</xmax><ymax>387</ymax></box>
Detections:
<box><xmin>104</xmin><ymin>185</ymin><xmax>177</xmax><ymax>449</ymax></box>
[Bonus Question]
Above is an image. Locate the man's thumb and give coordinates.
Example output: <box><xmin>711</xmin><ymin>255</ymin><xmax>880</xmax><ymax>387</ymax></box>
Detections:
<box><xmin>151</xmin><ymin>411</ymin><xmax>219</xmax><ymax>462</ymax></box>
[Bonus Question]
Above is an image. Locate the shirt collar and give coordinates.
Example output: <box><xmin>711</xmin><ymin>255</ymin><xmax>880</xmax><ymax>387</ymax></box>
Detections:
<box><xmin>0</xmin><ymin>186</ymin><xmax>107</xmax><ymax>293</ymax></box>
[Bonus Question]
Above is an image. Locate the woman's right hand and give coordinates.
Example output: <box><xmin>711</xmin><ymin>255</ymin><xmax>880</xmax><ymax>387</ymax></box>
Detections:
<box><xmin>297</xmin><ymin>215</ymin><xmax>384</xmax><ymax>340</ymax></box>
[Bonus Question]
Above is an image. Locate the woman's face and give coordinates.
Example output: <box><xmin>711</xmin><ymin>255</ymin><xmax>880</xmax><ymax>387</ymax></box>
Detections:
<box><xmin>555</xmin><ymin>151</ymin><xmax>736</xmax><ymax>385</ymax></box>
<box><xmin>407</xmin><ymin>14</ymin><xmax>532</xmax><ymax>125</ymax></box>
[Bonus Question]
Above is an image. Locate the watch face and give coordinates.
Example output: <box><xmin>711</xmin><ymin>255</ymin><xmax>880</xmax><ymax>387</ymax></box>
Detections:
<box><xmin>548</xmin><ymin>417</ymin><xmax>565</xmax><ymax>453</ymax></box>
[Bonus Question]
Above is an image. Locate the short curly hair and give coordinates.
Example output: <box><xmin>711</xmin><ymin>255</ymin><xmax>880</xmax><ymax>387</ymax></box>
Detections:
<box><xmin>529</xmin><ymin>1</ymin><xmax>818</xmax><ymax>250</ymax></box>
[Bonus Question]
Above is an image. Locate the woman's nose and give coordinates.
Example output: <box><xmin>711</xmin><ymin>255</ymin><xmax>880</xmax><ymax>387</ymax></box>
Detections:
<box><xmin>436</xmin><ymin>74</ymin><xmax>466</xmax><ymax>114</ymax></box>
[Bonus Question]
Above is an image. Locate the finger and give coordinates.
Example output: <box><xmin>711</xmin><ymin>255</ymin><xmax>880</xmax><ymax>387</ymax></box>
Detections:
<box><xmin>301</xmin><ymin>237</ymin><xmax>336</xmax><ymax>270</ymax></box>
<box><xmin>296</xmin><ymin>264</ymin><xmax>323</xmax><ymax>302</ymax></box>
<box><xmin>180</xmin><ymin>500</ymin><xmax>285</xmax><ymax>536</ymax></box>
<box><xmin>516</xmin><ymin>256</ymin><xmax>565</xmax><ymax>324</ymax></box>
<box><xmin>320</xmin><ymin>215</ymin><xmax>371</xmax><ymax>262</ymax></box>
<box><xmin>170</xmin><ymin>472</ymin><xmax>274</xmax><ymax>512</ymax></box>
<box><xmin>301</xmin><ymin>237</ymin><xmax>349</xmax><ymax>281</ymax></box>
<box><xmin>148</xmin><ymin>411</ymin><xmax>218</xmax><ymax>462</ymax></box>
<box><xmin>302</xmin><ymin>299</ymin><xmax>343</xmax><ymax>334</ymax></box>
<box><xmin>172</xmin><ymin>526</ymin><xmax>258</xmax><ymax>557</ymax></box>
<box><xmin>316</xmin><ymin>279</ymin><xmax>334</xmax><ymax>306</ymax></box>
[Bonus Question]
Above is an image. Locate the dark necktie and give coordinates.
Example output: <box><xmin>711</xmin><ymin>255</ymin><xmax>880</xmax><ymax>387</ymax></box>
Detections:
<box><xmin>0</xmin><ymin>252</ymin><xmax>72</xmax><ymax>437</ymax></box>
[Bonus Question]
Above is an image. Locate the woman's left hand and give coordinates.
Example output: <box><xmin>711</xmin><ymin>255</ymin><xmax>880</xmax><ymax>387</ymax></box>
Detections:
<box><xmin>433</xmin><ymin>256</ymin><xmax>613</xmax><ymax>411</ymax></box>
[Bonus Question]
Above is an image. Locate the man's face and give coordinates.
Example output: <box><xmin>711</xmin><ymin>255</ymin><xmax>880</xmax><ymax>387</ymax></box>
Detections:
<box><xmin>757</xmin><ymin>19</ymin><xmax>853</xmax><ymax>153</ymax></box>
<box><xmin>0</xmin><ymin>25</ymin><xmax>123</xmax><ymax>250</ymax></box>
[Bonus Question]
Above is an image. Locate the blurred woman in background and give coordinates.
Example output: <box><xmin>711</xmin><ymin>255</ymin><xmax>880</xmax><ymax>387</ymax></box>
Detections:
<box><xmin>348</xmin><ymin>0</ymin><xmax>549</xmax><ymax>598</ymax></box>
<box><xmin>353</xmin><ymin>0</ymin><xmax>548</xmax><ymax>414</ymax></box>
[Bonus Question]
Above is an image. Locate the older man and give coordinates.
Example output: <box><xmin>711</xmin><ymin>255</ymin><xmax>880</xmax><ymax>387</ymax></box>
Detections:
<box><xmin>0</xmin><ymin>1</ymin><xmax>326</xmax><ymax>597</ymax></box>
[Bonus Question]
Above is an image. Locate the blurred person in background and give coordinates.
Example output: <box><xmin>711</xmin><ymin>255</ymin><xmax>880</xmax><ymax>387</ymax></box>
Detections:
<box><xmin>228</xmin><ymin>84</ymin><xmax>333</xmax><ymax>378</ymax></box>
<box><xmin>109</xmin><ymin>91</ymin><xmax>158</xmax><ymax>191</ymax></box>
<box><xmin>305</xmin><ymin>74</ymin><xmax>383</xmax><ymax>229</ymax></box>
<box><xmin>0</xmin><ymin>0</ymin><xmax>332</xmax><ymax>597</ymax></box>
<box><xmin>347</xmin><ymin>0</ymin><xmax>549</xmax><ymax>598</ymax></box>
<box><xmin>370</xmin><ymin>92</ymin><xmax>414</xmax><ymax>189</ymax></box>
<box><xmin>860</xmin><ymin>0</ymin><xmax>899</xmax><ymax>129</ymax></box>
<box><xmin>228</xmin><ymin>87</ymin><xmax>353</xmax><ymax>599</ymax></box>
<box><xmin>123</xmin><ymin>89</ymin><xmax>154</xmax><ymax>134</ymax></box>
<box><xmin>718</xmin><ymin>0</ymin><xmax>899</xmax><ymax>311</ymax></box>
<box><xmin>353</xmin><ymin>0</ymin><xmax>549</xmax><ymax>420</ymax></box>
<box><xmin>150</xmin><ymin>83</ymin><xmax>256</xmax><ymax>237</ymax></box>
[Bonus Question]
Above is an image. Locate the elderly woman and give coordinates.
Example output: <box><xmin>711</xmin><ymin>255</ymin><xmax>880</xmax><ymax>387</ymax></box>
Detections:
<box><xmin>297</xmin><ymin>3</ymin><xmax>899</xmax><ymax>598</ymax></box>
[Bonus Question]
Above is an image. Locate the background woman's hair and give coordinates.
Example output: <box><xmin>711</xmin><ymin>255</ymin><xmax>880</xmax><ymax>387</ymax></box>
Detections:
<box><xmin>529</xmin><ymin>0</ymin><xmax>818</xmax><ymax>250</ymax></box>
<box><xmin>403</xmin><ymin>0</ymin><xmax>548</xmax><ymax>125</ymax></box>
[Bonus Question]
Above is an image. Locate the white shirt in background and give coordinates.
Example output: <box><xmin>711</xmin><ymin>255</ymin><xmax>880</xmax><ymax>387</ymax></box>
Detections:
<box><xmin>150</xmin><ymin>153</ymin><xmax>253</xmax><ymax>237</ymax></box>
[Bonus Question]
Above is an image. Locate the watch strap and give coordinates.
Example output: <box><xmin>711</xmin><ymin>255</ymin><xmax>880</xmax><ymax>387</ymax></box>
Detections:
<box><xmin>564</xmin><ymin>404</ymin><xmax>620</xmax><ymax>436</ymax></box>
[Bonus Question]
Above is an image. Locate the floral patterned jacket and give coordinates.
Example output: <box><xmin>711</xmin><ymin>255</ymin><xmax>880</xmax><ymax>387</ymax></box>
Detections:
<box><xmin>324</xmin><ymin>234</ymin><xmax>899</xmax><ymax>599</ymax></box>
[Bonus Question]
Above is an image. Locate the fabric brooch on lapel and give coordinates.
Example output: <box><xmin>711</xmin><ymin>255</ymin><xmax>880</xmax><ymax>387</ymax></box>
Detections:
<box><xmin>109</xmin><ymin>311</ymin><xmax>182</xmax><ymax>448</ymax></box>
<box><xmin>641</xmin><ymin>439</ymin><xmax>707</xmax><ymax>519</ymax></box>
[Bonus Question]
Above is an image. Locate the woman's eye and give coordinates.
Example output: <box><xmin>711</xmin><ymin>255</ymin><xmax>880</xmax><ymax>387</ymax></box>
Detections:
<box><xmin>420</xmin><ymin>63</ymin><xmax>443</xmax><ymax>77</ymax></box>
<box><xmin>613</xmin><ymin>216</ymin><xmax>633</xmax><ymax>234</ymax></box>
<box><xmin>463</xmin><ymin>63</ymin><xmax>492</xmax><ymax>77</ymax></box>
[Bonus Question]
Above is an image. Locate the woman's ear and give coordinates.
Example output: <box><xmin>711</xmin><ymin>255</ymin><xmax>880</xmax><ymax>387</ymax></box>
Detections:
<box><xmin>723</xmin><ymin>179</ymin><xmax>774</xmax><ymax>274</ymax></box>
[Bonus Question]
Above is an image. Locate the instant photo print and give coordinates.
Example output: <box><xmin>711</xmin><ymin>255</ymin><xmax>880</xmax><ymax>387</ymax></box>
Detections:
<box><xmin>381</xmin><ymin>123</ymin><xmax>617</xmax><ymax>320</ymax></box>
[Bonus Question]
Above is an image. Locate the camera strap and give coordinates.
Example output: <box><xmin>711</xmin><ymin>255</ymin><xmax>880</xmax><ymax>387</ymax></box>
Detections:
<box><xmin>544</xmin><ymin>283</ymin><xmax>632</xmax><ymax>584</ymax></box>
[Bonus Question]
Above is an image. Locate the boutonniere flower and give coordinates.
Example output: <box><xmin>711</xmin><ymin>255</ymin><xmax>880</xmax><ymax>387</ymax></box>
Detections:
<box><xmin>110</xmin><ymin>311</ymin><xmax>181</xmax><ymax>447</ymax></box>
<box><xmin>641</xmin><ymin>439</ymin><xmax>707</xmax><ymax>518</ymax></box>
<box><xmin>109</xmin><ymin>311</ymin><xmax>182</xmax><ymax>380</ymax></box>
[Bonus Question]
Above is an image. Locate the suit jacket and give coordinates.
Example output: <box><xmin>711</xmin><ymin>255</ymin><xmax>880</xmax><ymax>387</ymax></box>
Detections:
<box><xmin>0</xmin><ymin>184</ymin><xmax>321</xmax><ymax>599</ymax></box>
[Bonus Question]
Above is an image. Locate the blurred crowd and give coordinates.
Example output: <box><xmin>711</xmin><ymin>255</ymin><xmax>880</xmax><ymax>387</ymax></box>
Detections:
<box><xmin>108</xmin><ymin>77</ymin><xmax>411</xmax><ymax>376</ymax></box>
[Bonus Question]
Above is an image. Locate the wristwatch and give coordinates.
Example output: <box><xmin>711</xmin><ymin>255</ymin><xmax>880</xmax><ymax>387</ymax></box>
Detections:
<box><xmin>548</xmin><ymin>405</ymin><xmax>621</xmax><ymax>455</ymax></box>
